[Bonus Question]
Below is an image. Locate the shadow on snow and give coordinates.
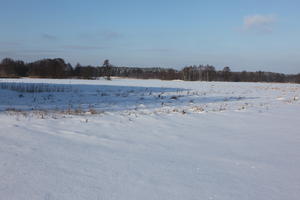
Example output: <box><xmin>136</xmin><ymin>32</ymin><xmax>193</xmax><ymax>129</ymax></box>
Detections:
<box><xmin>0</xmin><ymin>82</ymin><xmax>255</xmax><ymax>112</ymax></box>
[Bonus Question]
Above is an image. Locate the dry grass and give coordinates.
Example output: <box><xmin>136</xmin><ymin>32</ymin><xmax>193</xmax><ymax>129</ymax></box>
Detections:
<box><xmin>0</xmin><ymin>82</ymin><xmax>71</xmax><ymax>93</ymax></box>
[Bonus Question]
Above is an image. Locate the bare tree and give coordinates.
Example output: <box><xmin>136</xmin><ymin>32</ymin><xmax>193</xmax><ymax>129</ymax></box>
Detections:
<box><xmin>103</xmin><ymin>59</ymin><xmax>112</xmax><ymax>80</ymax></box>
<box><xmin>222</xmin><ymin>66</ymin><xmax>231</xmax><ymax>81</ymax></box>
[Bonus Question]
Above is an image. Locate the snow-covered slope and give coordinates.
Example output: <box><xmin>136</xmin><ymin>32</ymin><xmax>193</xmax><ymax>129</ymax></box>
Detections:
<box><xmin>0</xmin><ymin>78</ymin><xmax>299</xmax><ymax>200</ymax></box>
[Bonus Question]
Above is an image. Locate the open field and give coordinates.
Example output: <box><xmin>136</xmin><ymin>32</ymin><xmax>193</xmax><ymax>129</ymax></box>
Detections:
<box><xmin>0</xmin><ymin>78</ymin><xmax>300</xmax><ymax>199</ymax></box>
<box><xmin>1</xmin><ymin>78</ymin><xmax>299</xmax><ymax>114</ymax></box>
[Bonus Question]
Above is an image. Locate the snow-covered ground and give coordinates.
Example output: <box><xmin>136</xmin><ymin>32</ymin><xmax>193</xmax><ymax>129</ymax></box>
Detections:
<box><xmin>0</xmin><ymin>78</ymin><xmax>299</xmax><ymax>200</ymax></box>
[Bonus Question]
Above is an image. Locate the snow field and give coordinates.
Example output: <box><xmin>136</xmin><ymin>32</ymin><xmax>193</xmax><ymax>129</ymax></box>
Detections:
<box><xmin>0</xmin><ymin>78</ymin><xmax>300</xmax><ymax>200</ymax></box>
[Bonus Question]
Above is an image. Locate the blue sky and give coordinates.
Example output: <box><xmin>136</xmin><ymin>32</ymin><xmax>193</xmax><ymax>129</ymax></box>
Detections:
<box><xmin>0</xmin><ymin>0</ymin><xmax>299</xmax><ymax>73</ymax></box>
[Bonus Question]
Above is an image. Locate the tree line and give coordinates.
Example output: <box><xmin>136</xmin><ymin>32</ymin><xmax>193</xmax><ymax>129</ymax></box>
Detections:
<box><xmin>0</xmin><ymin>57</ymin><xmax>299</xmax><ymax>83</ymax></box>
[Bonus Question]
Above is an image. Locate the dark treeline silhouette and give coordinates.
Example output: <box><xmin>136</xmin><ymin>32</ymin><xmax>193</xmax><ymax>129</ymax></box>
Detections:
<box><xmin>0</xmin><ymin>57</ymin><xmax>299</xmax><ymax>83</ymax></box>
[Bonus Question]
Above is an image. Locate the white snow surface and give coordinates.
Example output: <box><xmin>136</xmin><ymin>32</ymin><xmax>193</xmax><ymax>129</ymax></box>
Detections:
<box><xmin>0</xmin><ymin>78</ymin><xmax>300</xmax><ymax>200</ymax></box>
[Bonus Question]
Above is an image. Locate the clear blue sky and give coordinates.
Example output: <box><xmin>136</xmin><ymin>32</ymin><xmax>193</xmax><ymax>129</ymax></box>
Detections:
<box><xmin>0</xmin><ymin>0</ymin><xmax>299</xmax><ymax>73</ymax></box>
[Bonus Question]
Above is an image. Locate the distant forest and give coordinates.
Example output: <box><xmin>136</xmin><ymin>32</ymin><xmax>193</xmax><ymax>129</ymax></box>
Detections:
<box><xmin>0</xmin><ymin>57</ymin><xmax>299</xmax><ymax>83</ymax></box>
